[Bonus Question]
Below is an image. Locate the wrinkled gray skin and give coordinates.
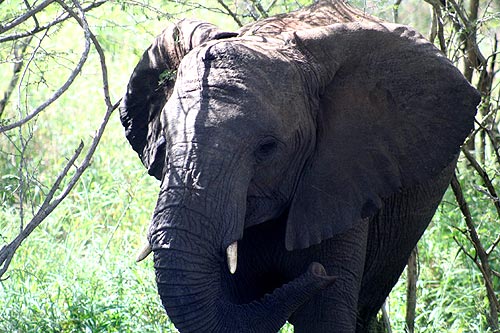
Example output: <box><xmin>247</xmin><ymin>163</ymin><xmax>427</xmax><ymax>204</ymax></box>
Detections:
<box><xmin>120</xmin><ymin>1</ymin><xmax>480</xmax><ymax>332</ymax></box>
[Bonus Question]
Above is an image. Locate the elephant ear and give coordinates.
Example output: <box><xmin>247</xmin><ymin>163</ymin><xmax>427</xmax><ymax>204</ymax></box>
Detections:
<box><xmin>119</xmin><ymin>19</ymin><xmax>237</xmax><ymax>180</ymax></box>
<box><xmin>286</xmin><ymin>23</ymin><xmax>480</xmax><ymax>250</ymax></box>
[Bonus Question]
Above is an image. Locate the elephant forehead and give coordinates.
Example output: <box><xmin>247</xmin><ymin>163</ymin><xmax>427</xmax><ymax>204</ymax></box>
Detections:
<box><xmin>177</xmin><ymin>38</ymin><xmax>303</xmax><ymax>99</ymax></box>
<box><xmin>165</xmin><ymin>80</ymin><xmax>302</xmax><ymax>144</ymax></box>
<box><xmin>169</xmin><ymin>40</ymin><xmax>308</xmax><ymax>133</ymax></box>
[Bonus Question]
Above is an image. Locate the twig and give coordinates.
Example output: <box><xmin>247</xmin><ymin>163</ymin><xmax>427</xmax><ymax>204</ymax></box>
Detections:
<box><xmin>0</xmin><ymin>0</ymin><xmax>56</xmax><ymax>34</ymax></box>
<box><xmin>0</xmin><ymin>1</ymin><xmax>107</xmax><ymax>44</ymax></box>
<box><xmin>0</xmin><ymin>6</ymin><xmax>92</xmax><ymax>134</ymax></box>
<box><xmin>393</xmin><ymin>0</ymin><xmax>403</xmax><ymax>23</ymax></box>
<box><xmin>217</xmin><ymin>0</ymin><xmax>243</xmax><ymax>27</ymax></box>
<box><xmin>251</xmin><ymin>0</ymin><xmax>269</xmax><ymax>18</ymax></box>
<box><xmin>0</xmin><ymin>0</ymin><xmax>121</xmax><ymax>281</ymax></box>
<box><xmin>382</xmin><ymin>301</ymin><xmax>393</xmax><ymax>333</ymax></box>
<box><xmin>56</xmin><ymin>0</ymin><xmax>112</xmax><ymax>108</ymax></box>
<box><xmin>461</xmin><ymin>148</ymin><xmax>500</xmax><ymax>217</ymax></box>
<box><xmin>406</xmin><ymin>247</ymin><xmax>418</xmax><ymax>333</ymax></box>
<box><xmin>473</xmin><ymin>185</ymin><xmax>500</xmax><ymax>202</ymax></box>
<box><xmin>0</xmin><ymin>37</ymin><xmax>32</xmax><ymax>118</ymax></box>
<box><xmin>453</xmin><ymin>235</ymin><xmax>477</xmax><ymax>263</ymax></box>
<box><xmin>0</xmin><ymin>141</ymin><xmax>84</xmax><ymax>279</ymax></box>
<box><xmin>265</xmin><ymin>0</ymin><xmax>278</xmax><ymax>13</ymax></box>
<box><xmin>424</xmin><ymin>0</ymin><xmax>447</xmax><ymax>53</ymax></box>
<box><xmin>448</xmin><ymin>0</ymin><xmax>487</xmax><ymax>65</ymax></box>
<box><xmin>451</xmin><ymin>173</ymin><xmax>500</xmax><ymax>330</ymax></box>
<box><xmin>487</xmin><ymin>234</ymin><xmax>500</xmax><ymax>256</ymax></box>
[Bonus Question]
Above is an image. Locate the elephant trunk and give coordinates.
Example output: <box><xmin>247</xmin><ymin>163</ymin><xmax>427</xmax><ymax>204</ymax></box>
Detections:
<box><xmin>150</xmin><ymin>196</ymin><xmax>335</xmax><ymax>332</ymax></box>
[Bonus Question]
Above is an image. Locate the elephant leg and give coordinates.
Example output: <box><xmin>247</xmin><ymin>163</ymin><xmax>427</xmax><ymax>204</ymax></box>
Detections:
<box><xmin>356</xmin><ymin>162</ymin><xmax>455</xmax><ymax>332</ymax></box>
<box><xmin>289</xmin><ymin>218</ymin><xmax>369</xmax><ymax>333</ymax></box>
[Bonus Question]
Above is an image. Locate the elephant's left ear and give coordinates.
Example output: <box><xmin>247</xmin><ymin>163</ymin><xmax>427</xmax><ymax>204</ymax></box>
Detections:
<box><xmin>120</xmin><ymin>20</ymin><xmax>237</xmax><ymax>180</ymax></box>
<box><xmin>286</xmin><ymin>22</ymin><xmax>480</xmax><ymax>251</ymax></box>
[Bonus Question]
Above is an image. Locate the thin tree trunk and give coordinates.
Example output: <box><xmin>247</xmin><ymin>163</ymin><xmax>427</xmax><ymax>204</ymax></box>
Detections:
<box><xmin>406</xmin><ymin>247</ymin><xmax>418</xmax><ymax>333</ymax></box>
<box><xmin>451</xmin><ymin>174</ymin><xmax>500</xmax><ymax>332</ymax></box>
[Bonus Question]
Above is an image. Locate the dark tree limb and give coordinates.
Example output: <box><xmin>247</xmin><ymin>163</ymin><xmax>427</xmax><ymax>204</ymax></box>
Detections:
<box><xmin>0</xmin><ymin>7</ymin><xmax>92</xmax><ymax>133</ymax></box>
<box><xmin>217</xmin><ymin>0</ymin><xmax>243</xmax><ymax>27</ymax></box>
<box><xmin>382</xmin><ymin>301</ymin><xmax>393</xmax><ymax>333</ymax></box>
<box><xmin>406</xmin><ymin>247</ymin><xmax>418</xmax><ymax>333</ymax></box>
<box><xmin>265</xmin><ymin>0</ymin><xmax>278</xmax><ymax>13</ymax></box>
<box><xmin>251</xmin><ymin>0</ymin><xmax>269</xmax><ymax>18</ymax></box>
<box><xmin>451</xmin><ymin>173</ymin><xmax>499</xmax><ymax>331</ymax></box>
<box><xmin>461</xmin><ymin>148</ymin><xmax>500</xmax><ymax>217</ymax></box>
<box><xmin>393</xmin><ymin>0</ymin><xmax>403</xmax><ymax>23</ymax></box>
<box><xmin>0</xmin><ymin>37</ymin><xmax>32</xmax><ymax>118</ymax></box>
<box><xmin>424</xmin><ymin>0</ymin><xmax>447</xmax><ymax>53</ymax></box>
<box><xmin>0</xmin><ymin>0</ymin><xmax>55</xmax><ymax>34</ymax></box>
<box><xmin>0</xmin><ymin>1</ymin><xmax>107</xmax><ymax>44</ymax></box>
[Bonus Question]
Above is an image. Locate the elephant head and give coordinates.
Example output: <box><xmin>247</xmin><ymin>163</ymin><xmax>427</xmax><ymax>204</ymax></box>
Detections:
<box><xmin>120</xmin><ymin>1</ymin><xmax>479</xmax><ymax>332</ymax></box>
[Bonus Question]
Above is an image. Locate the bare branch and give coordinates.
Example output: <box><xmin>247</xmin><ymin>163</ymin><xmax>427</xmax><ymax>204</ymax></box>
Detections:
<box><xmin>56</xmin><ymin>0</ymin><xmax>112</xmax><ymax>108</ymax></box>
<box><xmin>0</xmin><ymin>141</ymin><xmax>83</xmax><ymax>279</ymax></box>
<box><xmin>393</xmin><ymin>0</ymin><xmax>403</xmax><ymax>23</ymax></box>
<box><xmin>473</xmin><ymin>184</ymin><xmax>500</xmax><ymax>202</ymax></box>
<box><xmin>251</xmin><ymin>0</ymin><xmax>269</xmax><ymax>18</ymax></box>
<box><xmin>0</xmin><ymin>4</ymin><xmax>92</xmax><ymax>133</ymax></box>
<box><xmin>453</xmin><ymin>235</ymin><xmax>478</xmax><ymax>263</ymax></box>
<box><xmin>461</xmin><ymin>148</ymin><xmax>500</xmax><ymax>217</ymax></box>
<box><xmin>0</xmin><ymin>1</ymin><xmax>107</xmax><ymax>44</ymax></box>
<box><xmin>487</xmin><ymin>233</ymin><xmax>500</xmax><ymax>256</ymax></box>
<box><xmin>406</xmin><ymin>247</ymin><xmax>418</xmax><ymax>333</ymax></box>
<box><xmin>451</xmin><ymin>173</ymin><xmax>500</xmax><ymax>329</ymax></box>
<box><xmin>424</xmin><ymin>0</ymin><xmax>447</xmax><ymax>52</ymax></box>
<box><xmin>217</xmin><ymin>0</ymin><xmax>244</xmax><ymax>27</ymax></box>
<box><xmin>0</xmin><ymin>37</ymin><xmax>32</xmax><ymax>118</ymax></box>
<box><xmin>265</xmin><ymin>0</ymin><xmax>278</xmax><ymax>13</ymax></box>
<box><xmin>0</xmin><ymin>0</ymin><xmax>56</xmax><ymax>34</ymax></box>
<box><xmin>0</xmin><ymin>0</ymin><xmax>120</xmax><ymax>280</ymax></box>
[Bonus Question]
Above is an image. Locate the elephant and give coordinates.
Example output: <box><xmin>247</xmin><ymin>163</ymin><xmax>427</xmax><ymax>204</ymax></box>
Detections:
<box><xmin>119</xmin><ymin>1</ymin><xmax>480</xmax><ymax>332</ymax></box>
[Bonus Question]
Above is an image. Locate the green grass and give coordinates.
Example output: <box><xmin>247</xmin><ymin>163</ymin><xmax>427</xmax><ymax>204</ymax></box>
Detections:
<box><xmin>0</xmin><ymin>114</ymin><xmax>168</xmax><ymax>332</ymax></box>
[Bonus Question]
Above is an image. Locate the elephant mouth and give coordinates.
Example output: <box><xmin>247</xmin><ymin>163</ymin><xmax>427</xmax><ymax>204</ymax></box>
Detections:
<box><xmin>244</xmin><ymin>195</ymin><xmax>288</xmax><ymax>229</ymax></box>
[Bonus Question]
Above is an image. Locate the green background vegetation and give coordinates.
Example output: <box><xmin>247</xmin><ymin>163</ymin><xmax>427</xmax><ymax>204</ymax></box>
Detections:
<box><xmin>1</xmin><ymin>1</ymin><xmax>498</xmax><ymax>332</ymax></box>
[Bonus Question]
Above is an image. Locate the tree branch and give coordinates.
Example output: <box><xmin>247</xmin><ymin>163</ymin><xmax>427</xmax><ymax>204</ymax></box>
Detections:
<box><xmin>0</xmin><ymin>3</ymin><xmax>92</xmax><ymax>134</ymax></box>
<box><xmin>217</xmin><ymin>0</ymin><xmax>243</xmax><ymax>27</ymax></box>
<box><xmin>451</xmin><ymin>173</ymin><xmax>499</xmax><ymax>330</ymax></box>
<box><xmin>406</xmin><ymin>247</ymin><xmax>418</xmax><ymax>333</ymax></box>
<box><xmin>0</xmin><ymin>1</ymin><xmax>107</xmax><ymax>44</ymax></box>
<box><xmin>487</xmin><ymin>233</ymin><xmax>500</xmax><ymax>256</ymax></box>
<box><xmin>0</xmin><ymin>0</ymin><xmax>56</xmax><ymax>34</ymax></box>
<box><xmin>0</xmin><ymin>0</ymin><xmax>120</xmax><ymax>280</ymax></box>
<box><xmin>461</xmin><ymin>148</ymin><xmax>500</xmax><ymax>217</ymax></box>
<box><xmin>393</xmin><ymin>0</ymin><xmax>403</xmax><ymax>23</ymax></box>
<box><xmin>251</xmin><ymin>0</ymin><xmax>269</xmax><ymax>18</ymax></box>
<box><xmin>0</xmin><ymin>37</ymin><xmax>32</xmax><ymax>118</ymax></box>
<box><xmin>0</xmin><ymin>141</ymin><xmax>84</xmax><ymax>279</ymax></box>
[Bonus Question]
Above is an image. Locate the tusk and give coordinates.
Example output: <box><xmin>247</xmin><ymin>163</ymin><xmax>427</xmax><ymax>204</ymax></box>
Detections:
<box><xmin>136</xmin><ymin>243</ymin><xmax>152</xmax><ymax>262</ymax></box>
<box><xmin>226</xmin><ymin>241</ymin><xmax>238</xmax><ymax>274</ymax></box>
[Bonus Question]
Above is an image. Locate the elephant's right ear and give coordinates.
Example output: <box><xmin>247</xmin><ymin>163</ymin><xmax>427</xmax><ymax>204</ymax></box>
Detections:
<box><xmin>119</xmin><ymin>19</ymin><xmax>237</xmax><ymax>180</ymax></box>
<box><xmin>286</xmin><ymin>22</ymin><xmax>480</xmax><ymax>251</ymax></box>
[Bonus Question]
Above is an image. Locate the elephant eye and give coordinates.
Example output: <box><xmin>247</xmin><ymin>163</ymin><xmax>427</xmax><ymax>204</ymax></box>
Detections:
<box><xmin>255</xmin><ymin>138</ymin><xmax>279</xmax><ymax>162</ymax></box>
